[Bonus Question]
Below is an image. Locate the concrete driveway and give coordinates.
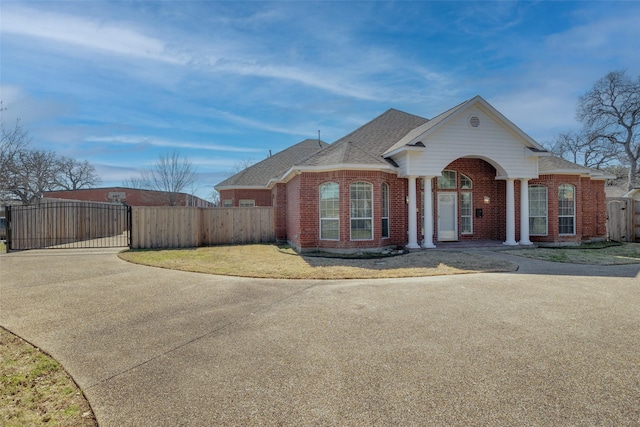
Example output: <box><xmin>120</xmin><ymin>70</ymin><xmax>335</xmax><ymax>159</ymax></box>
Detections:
<box><xmin>1</xmin><ymin>248</ymin><xmax>639</xmax><ymax>426</ymax></box>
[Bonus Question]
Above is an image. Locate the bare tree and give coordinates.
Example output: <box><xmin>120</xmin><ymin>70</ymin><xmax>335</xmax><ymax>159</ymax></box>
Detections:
<box><xmin>226</xmin><ymin>158</ymin><xmax>256</xmax><ymax>177</ymax></box>
<box><xmin>124</xmin><ymin>150</ymin><xmax>199</xmax><ymax>205</ymax></box>
<box><xmin>0</xmin><ymin>119</ymin><xmax>31</xmax><ymax>200</ymax></box>
<box><xmin>4</xmin><ymin>149</ymin><xmax>61</xmax><ymax>204</ymax></box>
<box><xmin>577</xmin><ymin>70</ymin><xmax>640</xmax><ymax>190</ymax></box>
<box><xmin>56</xmin><ymin>157</ymin><xmax>101</xmax><ymax>190</ymax></box>
<box><xmin>549</xmin><ymin>130</ymin><xmax>620</xmax><ymax>169</ymax></box>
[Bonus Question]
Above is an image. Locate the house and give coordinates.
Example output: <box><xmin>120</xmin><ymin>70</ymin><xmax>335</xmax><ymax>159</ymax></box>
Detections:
<box><xmin>216</xmin><ymin>96</ymin><xmax>609</xmax><ymax>252</ymax></box>
<box><xmin>44</xmin><ymin>187</ymin><xmax>214</xmax><ymax>207</ymax></box>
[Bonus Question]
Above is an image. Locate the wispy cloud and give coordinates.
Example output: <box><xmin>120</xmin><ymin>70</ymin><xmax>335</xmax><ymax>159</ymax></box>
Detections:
<box><xmin>1</xmin><ymin>6</ymin><xmax>188</xmax><ymax>65</ymax></box>
<box><xmin>85</xmin><ymin>135</ymin><xmax>263</xmax><ymax>153</ymax></box>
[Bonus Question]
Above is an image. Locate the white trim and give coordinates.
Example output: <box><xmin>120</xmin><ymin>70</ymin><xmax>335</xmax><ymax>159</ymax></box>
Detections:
<box><xmin>519</xmin><ymin>179</ymin><xmax>532</xmax><ymax>245</ymax></box>
<box><xmin>406</xmin><ymin>177</ymin><xmax>420</xmax><ymax>249</ymax></box>
<box><xmin>504</xmin><ymin>178</ymin><xmax>517</xmax><ymax>245</ymax></box>
<box><xmin>421</xmin><ymin>177</ymin><xmax>436</xmax><ymax>248</ymax></box>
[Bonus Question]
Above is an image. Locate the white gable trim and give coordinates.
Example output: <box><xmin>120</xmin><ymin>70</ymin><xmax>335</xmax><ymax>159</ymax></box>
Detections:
<box><xmin>384</xmin><ymin>96</ymin><xmax>546</xmax><ymax>159</ymax></box>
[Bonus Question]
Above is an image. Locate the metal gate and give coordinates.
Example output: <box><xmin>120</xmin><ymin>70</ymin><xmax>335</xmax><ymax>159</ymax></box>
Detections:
<box><xmin>5</xmin><ymin>201</ymin><xmax>131</xmax><ymax>250</ymax></box>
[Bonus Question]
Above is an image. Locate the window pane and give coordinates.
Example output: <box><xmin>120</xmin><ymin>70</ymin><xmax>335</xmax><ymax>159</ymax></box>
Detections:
<box><xmin>350</xmin><ymin>182</ymin><xmax>373</xmax><ymax>240</ymax></box>
<box><xmin>559</xmin><ymin>217</ymin><xmax>575</xmax><ymax>235</ymax></box>
<box><xmin>530</xmin><ymin>217</ymin><xmax>547</xmax><ymax>235</ymax></box>
<box><xmin>381</xmin><ymin>218</ymin><xmax>389</xmax><ymax>239</ymax></box>
<box><xmin>461</xmin><ymin>192</ymin><xmax>472</xmax><ymax>234</ymax></box>
<box><xmin>558</xmin><ymin>184</ymin><xmax>575</xmax><ymax>235</ymax></box>
<box><xmin>528</xmin><ymin>185</ymin><xmax>547</xmax><ymax>235</ymax></box>
<box><xmin>381</xmin><ymin>183</ymin><xmax>389</xmax><ymax>238</ymax></box>
<box><xmin>351</xmin><ymin>219</ymin><xmax>372</xmax><ymax>240</ymax></box>
<box><xmin>437</xmin><ymin>170</ymin><xmax>456</xmax><ymax>189</ymax></box>
<box><xmin>320</xmin><ymin>183</ymin><xmax>339</xmax><ymax>240</ymax></box>
<box><xmin>461</xmin><ymin>174</ymin><xmax>472</xmax><ymax>189</ymax></box>
<box><xmin>321</xmin><ymin>219</ymin><xmax>339</xmax><ymax>240</ymax></box>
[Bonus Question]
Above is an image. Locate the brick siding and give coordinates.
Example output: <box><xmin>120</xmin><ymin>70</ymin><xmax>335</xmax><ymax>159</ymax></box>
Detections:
<box><xmin>222</xmin><ymin>160</ymin><xmax>607</xmax><ymax>251</ymax></box>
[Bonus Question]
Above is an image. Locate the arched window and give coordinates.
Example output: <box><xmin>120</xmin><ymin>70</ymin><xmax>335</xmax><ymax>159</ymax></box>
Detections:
<box><xmin>529</xmin><ymin>185</ymin><xmax>547</xmax><ymax>235</ymax></box>
<box><xmin>461</xmin><ymin>173</ymin><xmax>473</xmax><ymax>189</ymax></box>
<box><xmin>381</xmin><ymin>183</ymin><xmax>390</xmax><ymax>238</ymax></box>
<box><xmin>319</xmin><ymin>182</ymin><xmax>339</xmax><ymax>240</ymax></box>
<box><xmin>350</xmin><ymin>182</ymin><xmax>373</xmax><ymax>240</ymax></box>
<box><xmin>558</xmin><ymin>184</ymin><xmax>575</xmax><ymax>235</ymax></box>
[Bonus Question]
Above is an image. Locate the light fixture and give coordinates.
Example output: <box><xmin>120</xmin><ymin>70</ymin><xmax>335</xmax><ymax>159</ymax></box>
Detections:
<box><xmin>484</xmin><ymin>196</ymin><xmax>490</xmax><ymax>204</ymax></box>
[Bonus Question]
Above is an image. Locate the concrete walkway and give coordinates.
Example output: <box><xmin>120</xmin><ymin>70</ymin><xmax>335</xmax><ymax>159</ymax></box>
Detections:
<box><xmin>1</xmin><ymin>248</ymin><xmax>639</xmax><ymax>426</ymax></box>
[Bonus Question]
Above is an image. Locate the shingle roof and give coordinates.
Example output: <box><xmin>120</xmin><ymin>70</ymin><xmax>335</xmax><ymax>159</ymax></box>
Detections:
<box><xmin>538</xmin><ymin>156</ymin><xmax>595</xmax><ymax>174</ymax></box>
<box><xmin>300</xmin><ymin>109</ymin><xmax>428</xmax><ymax>167</ymax></box>
<box><xmin>215</xmin><ymin>139</ymin><xmax>328</xmax><ymax>189</ymax></box>
<box><xmin>383</xmin><ymin>99</ymin><xmax>468</xmax><ymax>156</ymax></box>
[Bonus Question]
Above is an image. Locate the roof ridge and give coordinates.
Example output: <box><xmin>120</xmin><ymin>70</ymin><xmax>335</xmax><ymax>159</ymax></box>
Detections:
<box><xmin>347</xmin><ymin>140</ymin><xmax>389</xmax><ymax>164</ymax></box>
<box><xmin>334</xmin><ymin>108</ymin><xmax>428</xmax><ymax>145</ymax></box>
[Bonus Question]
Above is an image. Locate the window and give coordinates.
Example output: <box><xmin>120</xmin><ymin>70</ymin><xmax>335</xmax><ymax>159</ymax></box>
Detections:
<box><xmin>320</xmin><ymin>182</ymin><xmax>339</xmax><ymax>240</ymax></box>
<box><xmin>438</xmin><ymin>170</ymin><xmax>457</xmax><ymax>189</ymax></box>
<box><xmin>239</xmin><ymin>199</ymin><xmax>255</xmax><ymax>207</ymax></box>
<box><xmin>461</xmin><ymin>174</ymin><xmax>473</xmax><ymax>189</ymax></box>
<box><xmin>461</xmin><ymin>192</ymin><xmax>472</xmax><ymax>234</ymax></box>
<box><xmin>222</xmin><ymin>199</ymin><xmax>233</xmax><ymax>207</ymax></box>
<box><xmin>350</xmin><ymin>182</ymin><xmax>373</xmax><ymax>240</ymax></box>
<box><xmin>529</xmin><ymin>185</ymin><xmax>547</xmax><ymax>235</ymax></box>
<box><xmin>381</xmin><ymin>183</ymin><xmax>390</xmax><ymax>238</ymax></box>
<box><xmin>558</xmin><ymin>184</ymin><xmax>575</xmax><ymax>235</ymax></box>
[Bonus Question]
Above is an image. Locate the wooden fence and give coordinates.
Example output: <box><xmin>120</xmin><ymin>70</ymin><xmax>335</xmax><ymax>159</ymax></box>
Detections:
<box><xmin>606</xmin><ymin>197</ymin><xmax>639</xmax><ymax>242</ymax></box>
<box><xmin>130</xmin><ymin>206</ymin><xmax>276</xmax><ymax>249</ymax></box>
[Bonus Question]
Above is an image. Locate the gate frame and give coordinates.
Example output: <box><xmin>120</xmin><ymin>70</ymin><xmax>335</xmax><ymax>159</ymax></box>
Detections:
<box><xmin>5</xmin><ymin>201</ymin><xmax>132</xmax><ymax>251</ymax></box>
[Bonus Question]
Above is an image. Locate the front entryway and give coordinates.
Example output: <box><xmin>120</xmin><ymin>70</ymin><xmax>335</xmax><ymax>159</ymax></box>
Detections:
<box><xmin>437</xmin><ymin>192</ymin><xmax>457</xmax><ymax>241</ymax></box>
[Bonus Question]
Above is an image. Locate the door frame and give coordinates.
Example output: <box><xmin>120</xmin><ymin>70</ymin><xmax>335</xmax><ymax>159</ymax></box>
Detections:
<box><xmin>437</xmin><ymin>192</ymin><xmax>458</xmax><ymax>241</ymax></box>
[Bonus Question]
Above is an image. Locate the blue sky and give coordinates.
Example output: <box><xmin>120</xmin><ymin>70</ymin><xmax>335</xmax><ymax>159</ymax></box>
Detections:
<box><xmin>2</xmin><ymin>1</ymin><xmax>639</xmax><ymax>200</ymax></box>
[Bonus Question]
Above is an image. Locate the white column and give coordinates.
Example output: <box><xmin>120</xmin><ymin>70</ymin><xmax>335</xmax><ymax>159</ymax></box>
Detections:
<box><xmin>406</xmin><ymin>176</ymin><xmax>420</xmax><ymax>249</ymax></box>
<box><xmin>422</xmin><ymin>176</ymin><xmax>436</xmax><ymax>248</ymax></box>
<box><xmin>519</xmin><ymin>179</ymin><xmax>532</xmax><ymax>245</ymax></box>
<box><xmin>504</xmin><ymin>178</ymin><xmax>517</xmax><ymax>245</ymax></box>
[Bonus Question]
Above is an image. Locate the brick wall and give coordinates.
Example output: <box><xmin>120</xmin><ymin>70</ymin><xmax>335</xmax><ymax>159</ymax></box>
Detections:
<box><xmin>224</xmin><ymin>161</ymin><xmax>608</xmax><ymax>251</ymax></box>
<box><xmin>273</xmin><ymin>183</ymin><xmax>287</xmax><ymax>241</ymax></box>
<box><xmin>286</xmin><ymin>175</ymin><xmax>302</xmax><ymax>250</ymax></box>
<box><xmin>289</xmin><ymin>170</ymin><xmax>407</xmax><ymax>251</ymax></box>
<box><xmin>45</xmin><ymin>187</ymin><xmax>211</xmax><ymax>207</ymax></box>
<box><xmin>218</xmin><ymin>189</ymin><xmax>272</xmax><ymax>207</ymax></box>
<box><xmin>527</xmin><ymin>174</ymin><xmax>606</xmax><ymax>244</ymax></box>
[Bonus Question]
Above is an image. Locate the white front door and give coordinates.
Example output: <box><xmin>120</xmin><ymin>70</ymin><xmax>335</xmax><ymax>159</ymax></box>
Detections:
<box><xmin>438</xmin><ymin>192</ymin><xmax>458</xmax><ymax>241</ymax></box>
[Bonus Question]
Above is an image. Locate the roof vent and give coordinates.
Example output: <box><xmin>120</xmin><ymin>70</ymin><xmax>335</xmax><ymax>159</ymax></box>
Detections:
<box><xmin>469</xmin><ymin>116</ymin><xmax>480</xmax><ymax>128</ymax></box>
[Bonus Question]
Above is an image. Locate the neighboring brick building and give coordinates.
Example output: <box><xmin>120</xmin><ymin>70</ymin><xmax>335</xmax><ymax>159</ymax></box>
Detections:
<box><xmin>44</xmin><ymin>187</ymin><xmax>214</xmax><ymax>207</ymax></box>
<box><xmin>216</xmin><ymin>96</ymin><xmax>610</xmax><ymax>252</ymax></box>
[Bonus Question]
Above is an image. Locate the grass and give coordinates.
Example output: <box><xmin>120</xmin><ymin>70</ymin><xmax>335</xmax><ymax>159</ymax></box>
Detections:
<box><xmin>0</xmin><ymin>327</ymin><xmax>97</xmax><ymax>427</ymax></box>
<box><xmin>508</xmin><ymin>242</ymin><xmax>640</xmax><ymax>265</ymax></box>
<box><xmin>118</xmin><ymin>244</ymin><xmax>517</xmax><ymax>279</ymax></box>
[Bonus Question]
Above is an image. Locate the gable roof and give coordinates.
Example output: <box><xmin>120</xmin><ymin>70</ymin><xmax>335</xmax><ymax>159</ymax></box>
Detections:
<box><xmin>383</xmin><ymin>95</ymin><xmax>547</xmax><ymax>158</ymax></box>
<box><xmin>299</xmin><ymin>109</ymin><xmax>428</xmax><ymax>167</ymax></box>
<box><xmin>215</xmin><ymin>138</ymin><xmax>328</xmax><ymax>190</ymax></box>
<box><xmin>538</xmin><ymin>156</ymin><xmax>613</xmax><ymax>179</ymax></box>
